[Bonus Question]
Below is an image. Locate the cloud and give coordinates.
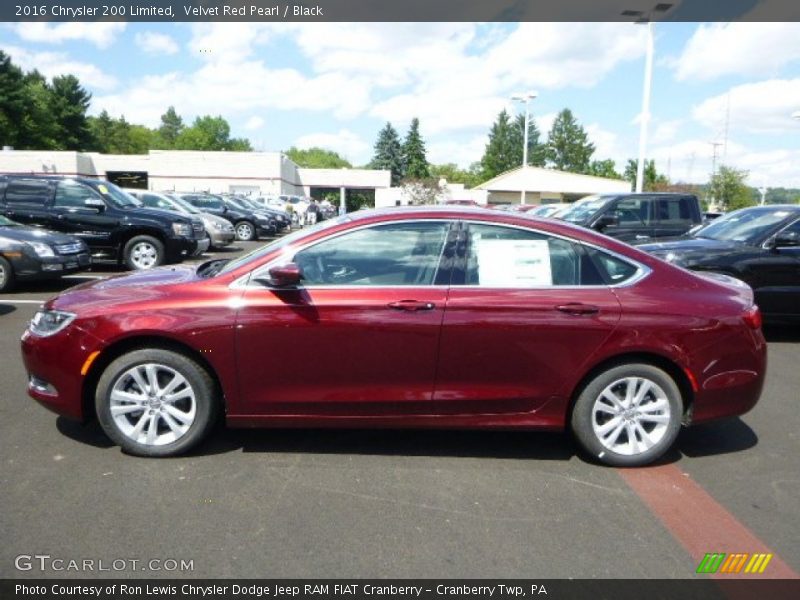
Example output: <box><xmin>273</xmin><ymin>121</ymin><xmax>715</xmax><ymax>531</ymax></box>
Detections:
<box><xmin>3</xmin><ymin>45</ymin><xmax>117</xmax><ymax>90</ymax></box>
<box><xmin>427</xmin><ymin>135</ymin><xmax>488</xmax><ymax>169</ymax></box>
<box><xmin>14</xmin><ymin>22</ymin><xmax>126</xmax><ymax>49</ymax></box>
<box><xmin>293</xmin><ymin>129</ymin><xmax>370</xmax><ymax>164</ymax></box>
<box><xmin>692</xmin><ymin>79</ymin><xmax>800</xmax><ymax>135</ymax></box>
<box><xmin>244</xmin><ymin>116</ymin><xmax>265</xmax><ymax>131</ymax></box>
<box><xmin>673</xmin><ymin>23</ymin><xmax>800</xmax><ymax>81</ymax></box>
<box><xmin>134</xmin><ymin>31</ymin><xmax>179</xmax><ymax>55</ymax></box>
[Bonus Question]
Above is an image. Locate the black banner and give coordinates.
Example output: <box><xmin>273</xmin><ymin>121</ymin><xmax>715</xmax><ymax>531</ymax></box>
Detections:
<box><xmin>3</xmin><ymin>0</ymin><xmax>800</xmax><ymax>23</ymax></box>
<box><xmin>3</xmin><ymin>580</ymin><xmax>800</xmax><ymax>600</ymax></box>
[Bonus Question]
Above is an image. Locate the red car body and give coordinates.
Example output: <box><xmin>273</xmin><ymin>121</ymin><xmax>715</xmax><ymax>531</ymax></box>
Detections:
<box><xmin>22</xmin><ymin>207</ymin><xmax>766</xmax><ymax>438</ymax></box>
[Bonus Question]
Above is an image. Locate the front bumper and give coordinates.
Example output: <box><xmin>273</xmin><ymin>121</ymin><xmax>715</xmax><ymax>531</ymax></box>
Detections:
<box><xmin>166</xmin><ymin>236</ymin><xmax>210</xmax><ymax>260</ymax></box>
<box><xmin>11</xmin><ymin>251</ymin><xmax>91</xmax><ymax>281</ymax></box>
<box><xmin>209</xmin><ymin>230</ymin><xmax>236</xmax><ymax>247</ymax></box>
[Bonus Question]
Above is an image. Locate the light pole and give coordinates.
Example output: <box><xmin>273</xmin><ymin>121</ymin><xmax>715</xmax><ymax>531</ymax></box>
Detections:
<box><xmin>511</xmin><ymin>91</ymin><xmax>537</xmax><ymax>204</ymax></box>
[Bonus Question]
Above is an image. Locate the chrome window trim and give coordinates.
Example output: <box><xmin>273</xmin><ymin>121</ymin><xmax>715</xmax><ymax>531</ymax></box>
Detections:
<box><xmin>231</xmin><ymin>217</ymin><xmax>651</xmax><ymax>290</ymax></box>
<box><xmin>760</xmin><ymin>215</ymin><xmax>800</xmax><ymax>250</ymax></box>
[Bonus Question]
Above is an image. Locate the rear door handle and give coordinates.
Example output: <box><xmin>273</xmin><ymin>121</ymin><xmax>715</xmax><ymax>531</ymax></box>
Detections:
<box><xmin>555</xmin><ymin>303</ymin><xmax>599</xmax><ymax>316</ymax></box>
<box><xmin>388</xmin><ymin>300</ymin><xmax>436</xmax><ymax>312</ymax></box>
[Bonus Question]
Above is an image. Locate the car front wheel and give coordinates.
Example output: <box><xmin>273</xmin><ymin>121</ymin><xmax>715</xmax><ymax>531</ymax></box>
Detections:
<box><xmin>95</xmin><ymin>349</ymin><xmax>218</xmax><ymax>457</ymax></box>
<box><xmin>571</xmin><ymin>363</ymin><xmax>683</xmax><ymax>467</ymax></box>
<box><xmin>123</xmin><ymin>235</ymin><xmax>165</xmax><ymax>270</ymax></box>
<box><xmin>0</xmin><ymin>257</ymin><xmax>15</xmax><ymax>293</ymax></box>
<box><xmin>235</xmin><ymin>221</ymin><xmax>256</xmax><ymax>241</ymax></box>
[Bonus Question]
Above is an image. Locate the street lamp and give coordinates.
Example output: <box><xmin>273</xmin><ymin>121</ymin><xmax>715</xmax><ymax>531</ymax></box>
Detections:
<box><xmin>511</xmin><ymin>91</ymin><xmax>537</xmax><ymax>204</ymax></box>
<box><xmin>622</xmin><ymin>3</ymin><xmax>674</xmax><ymax>193</ymax></box>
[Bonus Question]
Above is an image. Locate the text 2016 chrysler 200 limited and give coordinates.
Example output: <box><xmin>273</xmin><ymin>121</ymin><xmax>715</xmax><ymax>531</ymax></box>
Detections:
<box><xmin>21</xmin><ymin>207</ymin><xmax>766</xmax><ymax>466</ymax></box>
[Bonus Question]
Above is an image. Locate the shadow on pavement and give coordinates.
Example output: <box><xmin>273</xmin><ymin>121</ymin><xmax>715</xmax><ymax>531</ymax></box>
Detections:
<box><xmin>0</xmin><ymin>303</ymin><xmax>17</xmax><ymax>316</ymax></box>
<box><xmin>763</xmin><ymin>325</ymin><xmax>800</xmax><ymax>343</ymax></box>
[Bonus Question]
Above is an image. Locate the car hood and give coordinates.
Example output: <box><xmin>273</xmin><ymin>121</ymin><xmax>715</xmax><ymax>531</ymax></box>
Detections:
<box><xmin>126</xmin><ymin>206</ymin><xmax>193</xmax><ymax>224</ymax></box>
<box><xmin>0</xmin><ymin>225</ymin><xmax>81</xmax><ymax>245</ymax></box>
<box><xmin>200</xmin><ymin>213</ymin><xmax>233</xmax><ymax>228</ymax></box>
<box><xmin>637</xmin><ymin>236</ymin><xmax>742</xmax><ymax>259</ymax></box>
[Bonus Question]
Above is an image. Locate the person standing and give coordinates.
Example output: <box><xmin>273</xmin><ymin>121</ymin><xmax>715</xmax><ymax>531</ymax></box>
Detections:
<box><xmin>305</xmin><ymin>199</ymin><xmax>320</xmax><ymax>226</ymax></box>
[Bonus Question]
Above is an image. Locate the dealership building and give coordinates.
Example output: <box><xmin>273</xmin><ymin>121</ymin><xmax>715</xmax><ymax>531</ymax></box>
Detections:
<box><xmin>0</xmin><ymin>149</ymin><xmax>629</xmax><ymax>207</ymax></box>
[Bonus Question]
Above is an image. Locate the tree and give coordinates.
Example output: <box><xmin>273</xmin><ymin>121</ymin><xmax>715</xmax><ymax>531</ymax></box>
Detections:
<box><xmin>511</xmin><ymin>113</ymin><xmax>547</xmax><ymax>167</ymax></box>
<box><xmin>624</xmin><ymin>159</ymin><xmax>669</xmax><ymax>191</ymax></box>
<box><xmin>285</xmin><ymin>146</ymin><xmax>352</xmax><ymax>168</ymax></box>
<box><xmin>20</xmin><ymin>70</ymin><xmax>59</xmax><ymax>150</ymax></box>
<box><xmin>49</xmin><ymin>75</ymin><xmax>92</xmax><ymax>150</ymax></box>
<box><xmin>0</xmin><ymin>50</ymin><xmax>26</xmax><ymax>148</ymax></box>
<box><xmin>587</xmin><ymin>159</ymin><xmax>621</xmax><ymax>180</ymax></box>
<box><xmin>175</xmin><ymin>115</ymin><xmax>252</xmax><ymax>151</ymax></box>
<box><xmin>545</xmin><ymin>109</ymin><xmax>595</xmax><ymax>173</ymax></box>
<box><xmin>401</xmin><ymin>117</ymin><xmax>430</xmax><ymax>180</ymax></box>
<box><xmin>709</xmin><ymin>166</ymin><xmax>754</xmax><ymax>211</ymax></box>
<box><xmin>369</xmin><ymin>122</ymin><xmax>403</xmax><ymax>186</ymax></box>
<box><xmin>401</xmin><ymin>178</ymin><xmax>443</xmax><ymax>205</ymax></box>
<box><xmin>429</xmin><ymin>163</ymin><xmax>483</xmax><ymax>189</ymax></box>
<box><xmin>480</xmin><ymin>109</ymin><xmax>519</xmax><ymax>180</ymax></box>
<box><xmin>158</xmin><ymin>106</ymin><xmax>184</xmax><ymax>147</ymax></box>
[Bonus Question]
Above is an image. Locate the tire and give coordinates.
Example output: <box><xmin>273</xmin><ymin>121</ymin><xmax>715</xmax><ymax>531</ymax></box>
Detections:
<box><xmin>234</xmin><ymin>221</ymin><xmax>256</xmax><ymax>242</ymax></box>
<box><xmin>571</xmin><ymin>363</ymin><xmax>683</xmax><ymax>467</ymax></box>
<box><xmin>0</xmin><ymin>257</ymin><xmax>14</xmax><ymax>293</ymax></box>
<box><xmin>95</xmin><ymin>348</ymin><xmax>219</xmax><ymax>457</ymax></box>
<box><xmin>123</xmin><ymin>235</ymin><xmax>165</xmax><ymax>271</ymax></box>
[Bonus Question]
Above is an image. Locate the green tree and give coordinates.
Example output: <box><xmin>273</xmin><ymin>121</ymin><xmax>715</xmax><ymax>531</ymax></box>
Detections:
<box><xmin>20</xmin><ymin>71</ymin><xmax>59</xmax><ymax>150</ymax></box>
<box><xmin>624</xmin><ymin>159</ymin><xmax>669</xmax><ymax>191</ymax></box>
<box><xmin>709</xmin><ymin>166</ymin><xmax>754</xmax><ymax>211</ymax></box>
<box><xmin>511</xmin><ymin>113</ymin><xmax>547</xmax><ymax>167</ymax></box>
<box><xmin>87</xmin><ymin>110</ymin><xmax>115</xmax><ymax>153</ymax></box>
<box><xmin>480</xmin><ymin>109</ymin><xmax>519</xmax><ymax>180</ymax></box>
<box><xmin>369</xmin><ymin>122</ymin><xmax>403</xmax><ymax>186</ymax></box>
<box><xmin>588</xmin><ymin>159</ymin><xmax>621</xmax><ymax>180</ymax></box>
<box><xmin>158</xmin><ymin>106</ymin><xmax>184</xmax><ymax>148</ymax></box>
<box><xmin>0</xmin><ymin>50</ymin><xmax>26</xmax><ymax>148</ymax></box>
<box><xmin>49</xmin><ymin>75</ymin><xmax>92</xmax><ymax>150</ymax></box>
<box><xmin>402</xmin><ymin>117</ymin><xmax>430</xmax><ymax>180</ymax></box>
<box><xmin>285</xmin><ymin>146</ymin><xmax>352</xmax><ymax>168</ymax></box>
<box><xmin>545</xmin><ymin>108</ymin><xmax>595</xmax><ymax>173</ymax></box>
<box><xmin>429</xmin><ymin>163</ymin><xmax>483</xmax><ymax>189</ymax></box>
<box><xmin>175</xmin><ymin>115</ymin><xmax>251</xmax><ymax>151</ymax></box>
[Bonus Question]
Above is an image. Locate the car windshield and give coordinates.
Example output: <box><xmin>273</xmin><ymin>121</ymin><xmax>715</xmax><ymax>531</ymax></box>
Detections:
<box><xmin>91</xmin><ymin>181</ymin><xmax>141</xmax><ymax>208</ymax></box>
<box><xmin>559</xmin><ymin>195</ymin><xmax>612</xmax><ymax>223</ymax></box>
<box><xmin>215</xmin><ymin>215</ymin><xmax>351</xmax><ymax>277</ymax></box>
<box><xmin>168</xmin><ymin>195</ymin><xmax>202</xmax><ymax>214</ymax></box>
<box><xmin>694</xmin><ymin>207</ymin><xmax>793</xmax><ymax>243</ymax></box>
<box><xmin>0</xmin><ymin>216</ymin><xmax>19</xmax><ymax>226</ymax></box>
<box><xmin>225</xmin><ymin>197</ymin><xmax>249</xmax><ymax>210</ymax></box>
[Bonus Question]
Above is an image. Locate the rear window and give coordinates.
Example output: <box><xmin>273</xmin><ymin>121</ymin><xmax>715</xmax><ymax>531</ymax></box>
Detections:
<box><xmin>5</xmin><ymin>178</ymin><xmax>51</xmax><ymax>206</ymax></box>
<box><xmin>585</xmin><ymin>247</ymin><xmax>640</xmax><ymax>285</ymax></box>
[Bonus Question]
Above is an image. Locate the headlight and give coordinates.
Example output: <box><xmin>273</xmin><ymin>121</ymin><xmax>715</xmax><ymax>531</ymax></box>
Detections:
<box><xmin>171</xmin><ymin>222</ymin><xmax>192</xmax><ymax>237</ymax></box>
<box><xmin>29</xmin><ymin>310</ymin><xmax>76</xmax><ymax>337</ymax></box>
<box><xmin>28</xmin><ymin>242</ymin><xmax>55</xmax><ymax>257</ymax></box>
<box><xmin>211</xmin><ymin>221</ymin><xmax>225</xmax><ymax>230</ymax></box>
<box><xmin>255</xmin><ymin>215</ymin><xmax>270</xmax><ymax>223</ymax></box>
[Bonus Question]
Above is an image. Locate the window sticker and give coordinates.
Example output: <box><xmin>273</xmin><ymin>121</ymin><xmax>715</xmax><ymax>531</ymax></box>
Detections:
<box><xmin>475</xmin><ymin>239</ymin><xmax>552</xmax><ymax>286</ymax></box>
<box><xmin>97</xmin><ymin>184</ymin><xmax>109</xmax><ymax>194</ymax></box>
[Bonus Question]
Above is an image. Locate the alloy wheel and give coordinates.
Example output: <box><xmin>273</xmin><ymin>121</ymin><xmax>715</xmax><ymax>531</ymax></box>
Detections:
<box><xmin>130</xmin><ymin>242</ymin><xmax>158</xmax><ymax>269</ymax></box>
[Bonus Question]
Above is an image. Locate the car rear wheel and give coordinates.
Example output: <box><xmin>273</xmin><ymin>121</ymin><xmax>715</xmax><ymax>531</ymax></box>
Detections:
<box><xmin>123</xmin><ymin>235</ymin><xmax>165</xmax><ymax>270</ymax></box>
<box><xmin>95</xmin><ymin>349</ymin><xmax>218</xmax><ymax>457</ymax></box>
<box><xmin>0</xmin><ymin>257</ymin><xmax>14</xmax><ymax>293</ymax></box>
<box><xmin>571</xmin><ymin>363</ymin><xmax>683</xmax><ymax>467</ymax></box>
<box><xmin>235</xmin><ymin>221</ymin><xmax>256</xmax><ymax>241</ymax></box>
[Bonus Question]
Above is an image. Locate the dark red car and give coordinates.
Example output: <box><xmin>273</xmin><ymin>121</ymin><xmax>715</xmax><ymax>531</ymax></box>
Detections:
<box><xmin>21</xmin><ymin>207</ymin><xmax>766</xmax><ymax>466</ymax></box>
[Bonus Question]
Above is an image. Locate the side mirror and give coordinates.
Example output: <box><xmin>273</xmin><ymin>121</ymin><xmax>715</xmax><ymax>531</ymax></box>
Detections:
<box><xmin>773</xmin><ymin>231</ymin><xmax>800</xmax><ymax>249</ymax></box>
<box><xmin>84</xmin><ymin>198</ymin><xmax>105</xmax><ymax>211</ymax></box>
<box><xmin>594</xmin><ymin>214</ymin><xmax>618</xmax><ymax>229</ymax></box>
<box><xmin>263</xmin><ymin>263</ymin><xmax>302</xmax><ymax>287</ymax></box>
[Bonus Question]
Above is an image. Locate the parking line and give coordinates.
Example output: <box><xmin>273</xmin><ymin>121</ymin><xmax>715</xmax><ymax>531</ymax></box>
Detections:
<box><xmin>619</xmin><ymin>464</ymin><xmax>798</xmax><ymax>579</ymax></box>
<box><xmin>63</xmin><ymin>274</ymin><xmax>107</xmax><ymax>280</ymax></box>
<box><xmin>0</xmin><ymin>300</ymin><xmax>44</xmax><ymax>304</ymax></box>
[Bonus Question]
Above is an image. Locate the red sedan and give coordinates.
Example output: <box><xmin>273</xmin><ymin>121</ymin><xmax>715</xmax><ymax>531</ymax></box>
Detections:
<box><xmin>21</xmin><ymin>207</ymin><xmax>766</xmax><ymax>466</ymax></box>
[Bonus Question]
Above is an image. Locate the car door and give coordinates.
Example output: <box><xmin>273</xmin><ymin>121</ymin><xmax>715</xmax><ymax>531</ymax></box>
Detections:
<box><xmin>1</xmin><ymin>177</ymin><xmax>54</xmax><ymax>228</ymax></box>
<box><xmin>51</xmin><ymin>180</ymin><xmax>120</xmax><ymax>251</ymax></box>
<box><xmin>652</xmin><ymin>196</ymin><xmax>695</xmax><ymax>239</ymax></box>
<box><xmin>596</xmin><ymin>196</ymin><xmax>656</xmax><ymax>242</ymax></box>
<box><xmin>235</xmin><ymin>220</ymin><xmax>455</xmax><ymax>416</ymax></box>
<box><xmin>434</xmin><ymin>221</ymin><xmax>622</xmax><ymax>415</ymax></box>
<box><xmin>752</xmin><ymin>218</ymin><xmax>800</xmax><ymax>318</ymax></box>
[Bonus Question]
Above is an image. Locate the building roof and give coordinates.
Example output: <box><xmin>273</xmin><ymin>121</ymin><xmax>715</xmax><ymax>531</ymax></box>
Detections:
<box><xmin>476</xmin><ymin>165</ymin><xmax>631</xmax><ymax>195</ymax></box>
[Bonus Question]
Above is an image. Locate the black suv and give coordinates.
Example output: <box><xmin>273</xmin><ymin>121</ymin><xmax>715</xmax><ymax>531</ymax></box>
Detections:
<box><xmin>558</xmin><ymin>193</ymin><xmax>703</xmax><ymax>242</ymax></box>
<box><xmin>177</xmin><ymin>193</ymin><xmax>276</xmax><ymax>241</ymax></box>
<box><xmin>0</xmin><ymin>176</ymin><xmax>209</xmax><ymax>270</ymax></box>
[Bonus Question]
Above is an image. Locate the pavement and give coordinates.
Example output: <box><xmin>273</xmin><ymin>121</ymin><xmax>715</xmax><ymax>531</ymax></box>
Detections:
<box><xmin>0</xmin><ymin>237</ymin><xmax>798</xmax><ymax>579</ymax></box>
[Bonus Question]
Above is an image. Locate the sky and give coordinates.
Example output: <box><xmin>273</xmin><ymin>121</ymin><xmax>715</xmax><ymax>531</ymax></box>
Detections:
<box><xmin>2</xmin><ymin>21</ymin><xmax>800</xmax><ymax>187</ymax></box>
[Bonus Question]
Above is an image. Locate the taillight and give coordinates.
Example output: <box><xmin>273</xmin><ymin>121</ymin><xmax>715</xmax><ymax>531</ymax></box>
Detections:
<box><xmin>742</xmin><ymin>305</ymin><xmax>762</xmax><ymax>330</ymax></box>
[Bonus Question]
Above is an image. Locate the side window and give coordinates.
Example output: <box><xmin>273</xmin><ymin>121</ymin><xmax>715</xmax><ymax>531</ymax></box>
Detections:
<box><xmin>54</xmin><ymin>180</ymin><xmax>103</xmax><ymax>208</ymax></box>
<box><xmin>609</xmin><ymin>197</ymin><xmax>652</xmax><ymax>226</ymax></box>
<box><xmin>292</xmin><ymin>222</ymin><xmax>450</xmax><ymax>286</ymax></box>
<box><xmin>585</xmin><ymin>247</ymin><xmax>640</xmax><ymax>285</ymax></box>
<box><xmin>5</xmin><ymin>178</ymin><xmax>51</xmax><ymax>206</ymax></box>
<box><xmin>656</xmin><ymin>198</ymin><xmax>691</xmax><ymax>222</ymax></box>
<box><xmin>464</xmin><ymin>224</ymin><xmax>602</xmax><ymax>287</ymax></box>
<box><xmin>142</xmin><ymin>194</ymin><xmax>171</xmax><ymax>210</ymax></box>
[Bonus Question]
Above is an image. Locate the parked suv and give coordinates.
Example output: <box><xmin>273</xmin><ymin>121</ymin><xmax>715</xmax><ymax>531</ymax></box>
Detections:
<box><xmin>558</xmin><ymin>193</ymin><xmax>702</xmax><ymax>242</ymax></box>
<box><xmin>0</xmin><ymin>176</ymin><xmax>208</xmax><ymax>270</ymax></box>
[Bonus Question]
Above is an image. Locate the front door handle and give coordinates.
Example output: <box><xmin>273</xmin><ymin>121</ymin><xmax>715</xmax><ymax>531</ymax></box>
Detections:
<box><xmin>635</xmin><ymin>234</ymin><xmax>651</xmax><ymax>240</ymax></box>
<box><xmin>555</xmin><ymin>303</ymin><xmax>600</xmax><ymax>316</ymax></box>
<box><xmin>388</xmin><ymin>300</ymin><xmax>436</xmax><ymax>312</ymax></box>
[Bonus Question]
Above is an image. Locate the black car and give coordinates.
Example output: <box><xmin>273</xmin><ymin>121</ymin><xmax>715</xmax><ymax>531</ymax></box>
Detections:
<box><xmin>177</xmin><ymin>193</ymin><xmax>275</xmax><ymax>241</ymax></box>
<box><xmin>0</xmin><ymin>176</ymin><xmax>209</xmax><ymax>270</ymax></box>
<box><xmin>0</xmin><ymin>215</ymin><xmax>90</xmax><ymax>292</ymax></box>
<box><xmin>228</xmin><ymin>195</ymin><xmax>291</xmax><ymax>231</ymax></box>
<box><xmin>639</xmin><ymin>205</ymin><xmax>800</xmax><ymax>322</ymax></box>
<box><xmin>558</xmin><ymin>193</ymin><xmax>703</xmax><ymax>242</ymax></box>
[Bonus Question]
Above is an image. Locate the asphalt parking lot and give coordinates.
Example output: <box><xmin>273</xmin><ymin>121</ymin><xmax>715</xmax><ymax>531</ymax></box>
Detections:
<box><xmin>0</xmin><ymin>237</ymin><xmax>798</xmax><ymax>579</ymax></box>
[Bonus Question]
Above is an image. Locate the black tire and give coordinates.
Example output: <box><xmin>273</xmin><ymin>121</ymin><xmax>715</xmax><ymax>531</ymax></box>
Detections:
<box><xmin>0</xmin><ymin>257</ymin><xmax>14</xmax><ymax>293</ymax></box>
<box><xmin>95</xmin><ymin>348</ymin><xmax>218</xmax><ymax>457</ymax></box>
<box><xmin>123</xmin><ymin>235</ymin><xmax>165</xmax><ymax>271</ymax></box>
<box><xmin>234</xmin><ymin>221</ymin><xmax>257</xmax><ymax>242</ymax></box>
<box><xmin>571</xmin><ymin>363</ymin><xmax>683</xmax><ymax>467</ymax></box>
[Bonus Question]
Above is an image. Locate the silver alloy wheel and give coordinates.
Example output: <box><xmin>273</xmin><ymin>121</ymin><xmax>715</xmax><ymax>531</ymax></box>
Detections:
<box><xmin>591</xmin><ymin>376</ymin><xmax>671</xmax><ymax>456</ymax></box>
<box><xmin>236</xmin><ymin>223</ymin><xmax>253</xmax><ymax>240</ymax></box>
<box><xmin>129</xmin><ymin>241</ymin><xmax>159</xmax><ymax>269</ymax></box>
<box><xmin>109</xmin><ymin>363</ymin><xmax>196</xmax><ymax>446</ymax></box>
<box><xmin>0</xmin><ymin>263</ymin><xmax>6</xmax><ymax>288</ymax></box>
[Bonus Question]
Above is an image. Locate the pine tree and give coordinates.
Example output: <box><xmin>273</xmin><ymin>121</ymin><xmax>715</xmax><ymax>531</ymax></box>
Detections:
<box><xmin>370</xmin><ymin>122</ymin><xmax>403</xmax><ymax>186</ymax></box>
<box><xmin>480</xmin><ymin>110</ymin><xmax>519</xmax><ymax>180</ymax></box>
<box><xmin>511</xmin><ymin>114</ymin><xmax>547</xmax><ymax>167</ymax></box>
<box><xmin>545</xmin><ymin>109</ymin><xmax>595</xmax><ymax>173</ymax></box>
<box><xmin>0</xmin><ymin>51</ymin><xmax>27</xmax><ymax>148</ymax></box>
<box><xmin>401</xmin><ymin>117</ymin><xmax>429</xmax><ymax>180</ymax></box>
<box><xmin>624</xmin><ymin>159</ymin><xmax>668</xmax><ymax>191</ymax></box>
<box><xmin>49</xmin><ymin>75</ymin><xmax>92</xmax><ymax>150</ymax></box>
<box><xmin>158</xmin><ymin>106</ymin><xmax>184</xmax><ymax>147</ymax></box>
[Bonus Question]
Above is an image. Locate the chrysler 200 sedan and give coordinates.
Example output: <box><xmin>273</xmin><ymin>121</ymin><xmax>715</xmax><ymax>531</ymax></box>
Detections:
<box><xmin>21</xmin><ymin>207</ymin><xmax>766</xmax><ymax>466</ymax></box>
